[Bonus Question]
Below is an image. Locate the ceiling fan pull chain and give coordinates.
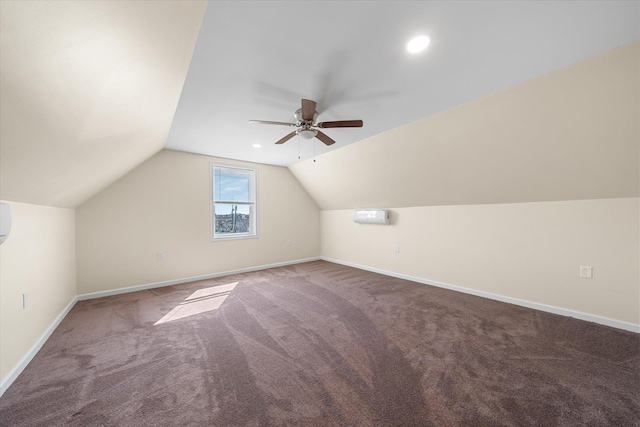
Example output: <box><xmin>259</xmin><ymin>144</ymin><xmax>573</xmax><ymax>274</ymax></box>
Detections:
<box><xmin>297</xmin><ymin>133</ymin><xmax>301</xmax><ymax>160</ymax></box>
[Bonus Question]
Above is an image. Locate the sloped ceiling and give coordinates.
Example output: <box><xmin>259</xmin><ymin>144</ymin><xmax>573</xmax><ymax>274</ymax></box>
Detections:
<box><xmin>289</xmin><ymin>42</ymin><xmax>640</xmax><ymax>210</ymax></box>
<box><xmin>0</xmin><ymin>1</ymin><xmax>206</xmax><ymax>208</ymax></box>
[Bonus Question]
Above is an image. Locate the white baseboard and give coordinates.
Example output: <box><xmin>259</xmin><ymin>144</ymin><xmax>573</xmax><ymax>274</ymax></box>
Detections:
<box><xmin>321</xmin><ymin>257</ymin><xmax>640</xmax><ymax>333</ymax></box>
<box><xmin>77</xmin><ymin>257</ymin><xmax>321</xmax><ymax>301</ymax></box>
<box><xmin>0</xmin><ymin>295</ymin><xmax>78</xmax><ymax>397</ymax></box>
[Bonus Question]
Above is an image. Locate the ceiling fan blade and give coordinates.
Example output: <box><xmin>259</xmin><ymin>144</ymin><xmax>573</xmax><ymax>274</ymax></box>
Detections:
<box><xmin>275</xmin><ymin>131</ymin><xmax>297</xmax><ymax>145</ymax></box>
<box><xmin>315</xmin><ymin>131</ymin><xmax>335</xmax><ymax>146</ymax></box>
<box><xmin>249</xmin><ymin>120</ymin><xmax>296</xmax><ymax>126</ymax></box>
<box><xmin>301</xmin><ymin>99</ymin><xmax>316</xmax><ymax>122</ymax></box>
<box><xmin>317</xmin><ymin>120</ymin><xmax>363</xmax><ymax>128</ymax></box>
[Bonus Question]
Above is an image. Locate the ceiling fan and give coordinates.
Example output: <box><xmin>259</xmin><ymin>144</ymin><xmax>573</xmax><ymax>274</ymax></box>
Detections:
<box><xmin>249</xmin><ymin>99</ymin><xmax>363</xmax><ymax>146</ymax></box>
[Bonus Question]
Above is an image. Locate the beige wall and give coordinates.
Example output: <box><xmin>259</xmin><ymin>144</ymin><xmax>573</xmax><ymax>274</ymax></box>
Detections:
<box><xmin>0</xmin><ymin>201</ymin><xmax>76</xmax><ymax>382</ymax></box>
<box><xmin>76</xmin><ymin>150</ymin><xmax>320</xmax><ymax>294</ymax></box>
<box><xmin>322</xmin><ymin>198</ymin><xmax>640</xmax><ymax>325</ymax></box>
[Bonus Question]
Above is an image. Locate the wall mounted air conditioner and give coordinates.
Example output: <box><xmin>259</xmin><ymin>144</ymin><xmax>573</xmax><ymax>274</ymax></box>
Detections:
<box><xmin>0</xmin><ymin>202</ymin><xmax>11</xmax><ymax>245</ymax></box>
<box><xmin>353</xmin><ymin>209</ymin><xmax>390</xmax><ymax>225</ymax></box>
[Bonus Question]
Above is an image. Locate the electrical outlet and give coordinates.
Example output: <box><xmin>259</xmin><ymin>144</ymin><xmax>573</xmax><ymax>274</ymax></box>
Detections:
<box><xmin>23</xmin><ymin>293</ymin><xmax>28</xmax><ymax>309</ymax></box>
<box><xmin>287</xmin><ymin>240</ymin><xmax>291</xmax><ymax>246</ymax></box>
<box><xmin>157</xmin><ymin>252</ymin><xmax>164</xmax><ymax>261</ymax></box>
<box><xmin>394</xmin><ymin>245</ymin><xmax>400</xmax><ymax>254</ymax></box>
<box><xmin>580</xmin><ymin>266</ymin><xmax>593</xmax><ymax>279</ymax></box>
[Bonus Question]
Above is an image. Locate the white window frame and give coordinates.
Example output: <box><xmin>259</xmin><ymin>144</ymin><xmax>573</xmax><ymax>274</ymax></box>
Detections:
<box><xmin>210</xmin><ymin>163</ymin><xmax>258</xmax><ymax>241</ymax></box>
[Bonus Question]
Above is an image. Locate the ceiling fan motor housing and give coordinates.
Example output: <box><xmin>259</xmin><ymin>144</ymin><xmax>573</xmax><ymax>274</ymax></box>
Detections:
<box><xmin>294</xmin><ymin>108</ymin><xmax>318</xmax><ymax>126</ymax></box>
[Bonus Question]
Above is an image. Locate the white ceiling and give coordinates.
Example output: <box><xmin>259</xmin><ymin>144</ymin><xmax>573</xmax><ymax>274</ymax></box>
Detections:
<box><xmin>165</xmin><ymin>1</ymin><xmax>640</xmax><ymax>167</ymax></box>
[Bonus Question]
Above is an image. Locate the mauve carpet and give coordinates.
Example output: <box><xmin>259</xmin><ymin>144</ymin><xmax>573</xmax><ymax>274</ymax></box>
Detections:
<box><xmin>0</xmin><ymin>261</ymin><xmax>638</xmax><ymax>426</ymax></box>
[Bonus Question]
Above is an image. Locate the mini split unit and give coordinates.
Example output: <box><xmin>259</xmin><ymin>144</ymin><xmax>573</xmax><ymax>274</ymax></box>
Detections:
<box><xmin>352</xmin><ymin>209</ymin><xmax>390</xmax><ymax>225</ymax></box>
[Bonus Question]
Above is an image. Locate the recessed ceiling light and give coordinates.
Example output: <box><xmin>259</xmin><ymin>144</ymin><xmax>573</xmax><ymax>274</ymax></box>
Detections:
<box><xmin>406</xmin><ymin>35</ymin><xmax>430</xmax><ymax>54</ymax></box>
<box><xmin>252</xmin><ymin>143</ymin><xmax>262</xmax><ymax>148</ymax></box>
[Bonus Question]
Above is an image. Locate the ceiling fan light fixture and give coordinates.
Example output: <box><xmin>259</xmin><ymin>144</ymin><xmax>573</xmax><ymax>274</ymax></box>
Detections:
<box><xmin>298</xmin><ymin>128</ymin><xmax>317</xmax><ymax>139</ymax></box>
<box><xmin>407</xmin><ymin>35</ymin><xmax>431</xmax><ymax>53</ymax></box>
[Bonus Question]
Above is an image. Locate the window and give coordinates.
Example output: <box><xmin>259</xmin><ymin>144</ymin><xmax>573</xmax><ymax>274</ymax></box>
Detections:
<box><xmin>211</xmin><ymin>163</ymin><xmax>257</xmax><ymax>240</ymax></box>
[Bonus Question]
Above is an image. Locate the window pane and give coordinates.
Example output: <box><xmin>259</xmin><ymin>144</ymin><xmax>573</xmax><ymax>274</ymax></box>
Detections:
<box><xmin>214</xmin><ymin>168</ymin><xmax>249</xmax><ymax>202</ymax></box>
<box><xmin>214</xmin><ymin>204</ymin><xmax>251</xmax><ymax>234</ymax></box>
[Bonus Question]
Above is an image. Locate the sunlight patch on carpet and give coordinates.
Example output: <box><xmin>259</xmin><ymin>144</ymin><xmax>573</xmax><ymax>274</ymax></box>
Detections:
<box><xmin>155</xmin><ymin>282</ymin><xmax>238</xmax><ymax>325</ymax></box>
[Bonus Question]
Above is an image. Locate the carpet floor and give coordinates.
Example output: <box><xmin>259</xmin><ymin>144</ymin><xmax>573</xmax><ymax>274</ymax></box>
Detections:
<box><xmin>1</xmin><ymin>260</ymin><xmax>638</xmax><ymax>426</ymax></box>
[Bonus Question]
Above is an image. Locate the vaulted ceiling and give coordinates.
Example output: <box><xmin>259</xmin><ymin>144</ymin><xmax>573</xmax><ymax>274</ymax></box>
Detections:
<box><xmin>0</xmin><ymin>1</ymin><xmax>206</xmax><ymax>207</ymax></box>
<box><xmin>1</xmin><ymin>1</ymin><xmax>638</xmax><ymax>208</ymax></box>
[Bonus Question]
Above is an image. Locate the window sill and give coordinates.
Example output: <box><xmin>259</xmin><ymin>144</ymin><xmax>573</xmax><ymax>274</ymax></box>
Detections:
<box><xmin>211</xmin><ymin>233</ymin><xmax>259</xmax><ymax>242</ymax></box>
